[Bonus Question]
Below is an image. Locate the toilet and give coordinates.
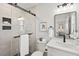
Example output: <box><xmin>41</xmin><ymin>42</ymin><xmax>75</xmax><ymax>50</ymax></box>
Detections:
<box><xmin>31</xmin><ymin>38</ymin><xmax>47</xmax><ymax>56</ymax></box>
<box><xmin>31</xmin><ymin>51</ymin><xmax>43</xmax><ymax>56</ymax></box>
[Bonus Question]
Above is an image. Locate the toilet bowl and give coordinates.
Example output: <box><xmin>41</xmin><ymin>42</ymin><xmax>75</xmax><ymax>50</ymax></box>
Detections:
<box><xmin>31</xmin><ymin>51</ymin><xmax>43</xmax><ymax>56</ymax></box>
<box><xmin>31</xmin><ymin>38</ymin><xmax>47</xmax><ymax>56</ymax></box>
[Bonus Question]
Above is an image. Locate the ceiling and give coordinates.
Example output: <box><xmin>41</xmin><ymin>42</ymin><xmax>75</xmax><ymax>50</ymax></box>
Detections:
<box><xmin>17</xmin><ymin>3</ymin><xmax>38</xmax><ymax>9</ymax></box>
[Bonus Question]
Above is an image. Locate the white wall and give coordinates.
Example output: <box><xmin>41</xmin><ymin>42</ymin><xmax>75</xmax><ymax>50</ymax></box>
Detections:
<box><xmin>30</xmin><ymin>3</ymin><xmax>79</xmax><ymax>42</ymax></box>
<box><xmin>29</xmin><ymin>3</ymin><xmax>57</xmax><ymax>41</ymax></box>
<box><xmin>0</xmin><ymin>4</ymin><xmax>36</xmax><ymax>56</ymax></box>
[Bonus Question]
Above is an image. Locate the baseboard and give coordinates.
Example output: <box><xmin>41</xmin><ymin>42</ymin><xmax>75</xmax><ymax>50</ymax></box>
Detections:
<box><xmin>14</xmin><ymin>52</ymin><xmax>32</xmax><ymax>56</ymax></box>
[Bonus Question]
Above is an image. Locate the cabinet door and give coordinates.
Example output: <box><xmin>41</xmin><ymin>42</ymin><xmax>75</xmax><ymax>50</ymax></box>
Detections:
<box><xmin>48</xmin><ymin>47</ymin><xmax>77</xmax><ymax>56</ymax></box>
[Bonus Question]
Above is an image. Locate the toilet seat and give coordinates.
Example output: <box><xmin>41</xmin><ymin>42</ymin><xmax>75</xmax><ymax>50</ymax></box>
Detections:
<box><xmin>31</xmin><ymin>51</ymin><xmax>43</xmax><ymax>56</ymax></box>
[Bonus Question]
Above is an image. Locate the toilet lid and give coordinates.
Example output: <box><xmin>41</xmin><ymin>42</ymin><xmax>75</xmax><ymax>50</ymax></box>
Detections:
<box><xmin>31</xmin><ymin>51</ymin><xmax>43</xmax><ymax>56</ymax></box>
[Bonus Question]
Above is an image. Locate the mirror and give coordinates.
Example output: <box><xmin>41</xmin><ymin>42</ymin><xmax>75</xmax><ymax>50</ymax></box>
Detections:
<box><xmin>54</xmin><ymin>11</ymin><xmax>77</xmax><ymax>38</ymax></box>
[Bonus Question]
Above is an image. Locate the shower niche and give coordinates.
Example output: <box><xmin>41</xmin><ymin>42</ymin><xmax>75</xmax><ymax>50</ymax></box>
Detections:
<box><xmin>2</xmin><ymin>17</ymin><xmax>11</xmax><ymax>30</ymax></box>
<box><xmin>54</xmin><ymin>11</ymin><xmax>77</xmax><ymax>38</ymax></box>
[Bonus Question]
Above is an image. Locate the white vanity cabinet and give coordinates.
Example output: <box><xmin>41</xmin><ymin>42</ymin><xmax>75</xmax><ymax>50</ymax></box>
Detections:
<box><xmin>47</xmin><ymin>46</ymin><xmax>78</xmax><ymax>56</ymax></box>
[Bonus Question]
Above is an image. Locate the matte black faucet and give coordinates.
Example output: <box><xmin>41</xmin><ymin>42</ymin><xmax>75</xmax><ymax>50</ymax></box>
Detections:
<box><xmin>59</xmin><ymin>32</ymin><xmax>66</xmax><ymax>43</ymax></box>
<box><xmin>63</xmin><ymin>35</ymin><xmax>66</xmax><ymax>43</ymax></box>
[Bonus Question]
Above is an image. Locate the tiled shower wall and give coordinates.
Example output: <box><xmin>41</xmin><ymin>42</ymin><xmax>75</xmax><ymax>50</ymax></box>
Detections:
<box><xmin>0</xmin><ymin>4</ymin><xmax>36</xmax><ymax>56</ymax></box>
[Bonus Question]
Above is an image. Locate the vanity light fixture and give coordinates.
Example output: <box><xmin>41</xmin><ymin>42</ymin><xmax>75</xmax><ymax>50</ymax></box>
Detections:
<box><xmin>57</xmin><ymin>3</ymin><xmax>74</xmax><ymax>8</ymax></box>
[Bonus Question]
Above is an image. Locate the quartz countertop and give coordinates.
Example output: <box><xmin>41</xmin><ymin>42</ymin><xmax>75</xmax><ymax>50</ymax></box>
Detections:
<box><xmin>47</xmin><ymin>38</ymin><xmax>79</xmax><ymax>55</ymax></box>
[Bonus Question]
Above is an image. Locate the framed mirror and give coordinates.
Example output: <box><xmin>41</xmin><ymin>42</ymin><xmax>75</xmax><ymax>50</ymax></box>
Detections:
<box><xmin>54</xmin><ymin>11</ymin><xmax>77</xmax><ymax>38</ymax></box>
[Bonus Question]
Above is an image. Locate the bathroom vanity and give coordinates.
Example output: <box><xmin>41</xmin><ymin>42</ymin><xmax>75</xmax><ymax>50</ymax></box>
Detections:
<box><xmin>47</xmin><ymin>11</ymin><xmax>79</xmax><ymax>56</ymax></box>
<box><xmin>47</xmin><ymin>38</ymin><xmax>79</xmax><ymax>56</ymax></box>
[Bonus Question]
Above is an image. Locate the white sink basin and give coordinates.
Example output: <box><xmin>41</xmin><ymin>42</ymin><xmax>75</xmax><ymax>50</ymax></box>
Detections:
<box><xmin>47</xmin><ymin>38</ymin><xmax>79</xmax><ymax>55</ymax></box>
<box><xmin>53</xmin><ymin>38</ymin><xmax>78</xmax><ymax>45</ymax></box>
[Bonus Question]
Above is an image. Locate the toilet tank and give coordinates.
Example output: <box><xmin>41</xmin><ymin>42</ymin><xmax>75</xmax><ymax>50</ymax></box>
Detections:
<box><xmin>36</xmin><ymin>38</ymin><xmax>47</xmax><ymax>52</ymax></box>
